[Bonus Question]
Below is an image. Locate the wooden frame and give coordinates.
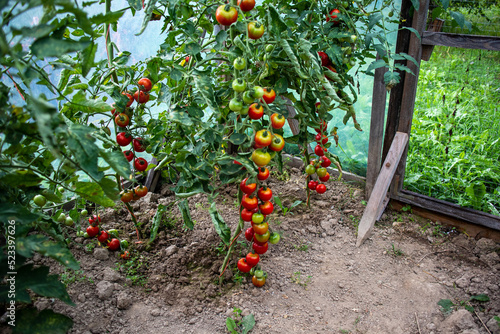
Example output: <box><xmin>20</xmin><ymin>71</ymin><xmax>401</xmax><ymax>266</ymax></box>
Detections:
<box><xmin>361</xmin><ymin>0</ymin><xmax>500</xmax><ymax>244</ymax></box>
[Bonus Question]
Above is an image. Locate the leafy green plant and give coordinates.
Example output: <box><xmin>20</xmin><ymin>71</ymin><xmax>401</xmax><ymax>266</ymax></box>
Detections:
<box><xmin>291</xmin><ymin>271</ymin><xmax>312</xmax><ymax>289</ymax></box>
<box><xmin>115</xmin><ymin>253</ymin><xmax>149</xmax><ymax>287</ymax></box>
<box><xmin>273</xmin><ymin>196</ymin><xmax>302</xmax><ymax>216</ymax></box>
<box><xmin>59</xmin><ymin>269</ymin><xmax>93</xmax><ymax>287</ymax></box>
<box><xmin>438</xmin><ymin>294</ymin><xmax>490</xmax><ymax>315</ymax></box>
<box><xmin>387</xmin><ymin>243</ymin><xmax>404</xmax><ymax>257</ymax></box>
<box><xmin>226</xmin><ymin>308</ymin><xmax>255</xmax><ymax>334</ymax></box>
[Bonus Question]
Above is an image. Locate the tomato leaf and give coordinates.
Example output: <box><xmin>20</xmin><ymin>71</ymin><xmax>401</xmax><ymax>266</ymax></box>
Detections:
<box><xmin>274</xmin><ymin>77</ymin><xmax>288</xmax><ymax>95</ymax></box>
<box><xmin>135</xmin><ymin>0</ymin><xmax>158</xmax><ymax>36</ymax></box>
<box><xmin>410</xmin><ymin>0</ymin><xmax>420</xmax><ymax>11</ymax></box>
<box><xmin>208</xmin><ymin>198</ymin><xmax>231</xmax><ymax>245</ymax></box>
<box><xmin>229</xmin><ymin>133</ymin><xmax>247</xmax><ymax>145</ymax></box>
<box><xmin>366</xmin><ymin>58</ymin><xmax>387</xmax><ymax>74</ymax></box>
<box><xmin>67</xmin><ymin>124</ymin><xmax>103</xmax><ymax>181</ymax></box>
<box><xmin>127</xmin><ymin>0</ymin><xmax>143</xmax><ymax>10</ymax></box>
<box><xmin>16</xmin><ymin>235</ymin><xmax>79</xmax><ymax>272</ymax></box>
<box><xmin>177</xmin><ymin>199</ymin><xmax>194</xmax><ymax>230</ymax></box>
<box><xmin>31</xmin><ymin>37</ymin><xmax>91</xmax><ymax>58</ymax></box>
<box><xmin>158</xmin><ymin>82</ymin><xmax>172</xmax><ymax>106</ymax></box>
<box><xmin>0</xmin><ymin>170</ymin><xmax>43</xmax><ymax>187</ymax></box>
<box><xmin>73</xmin><ymin>181</ymin><xmax>116</xmax><ymax>207</ymax></box>
<box><xmin>267</xmin><ymin>5</ymin><xmax>287</xmax><ymax>37</ymax></box>
<box><xmin>90</xmin><ymin>11</ymin><xmax>125</xmax><ymax>25</ymax></box>
<box><xmin>12</xmin><ymin>308</ymin><xmax>73</xmax><ymax>334</ymax></box>
<box><xmin>368</xmin><ymin>12</ymin><xmax>383</xmax><ymax>30</ymax></box>
<box><xmin>226</xmin><ymin>317</ymin><xmax>237</xmax><ymax>334</ymax></box>
<box><xmin>241</xmin><ymin>314</ymin><xmax>256</xmax><ymax>334</ymax></box>
<box><xmin>99</xmin><ymin>149</ymin><xmax>132</xmax><ymax>181</ymax></box>
<box><xmin>185</xmin><ymin>42</ymin><xmax>201</xmax><ymax>55</ymax></box>
<box><xmin>168</xmin><ymin>111</ymin><xmax>193</xmax><ymax>127</ymax></box>
<box><xmin>0</xmin><ymin>203</ymin><xmax>40</xmax><ymax>232</ymax></box>
<box><xmin>215</xmin><ymin>30</ymin><xmax>227</xmax><ymax>50</ymax></box>
<box><xmin>79</xmin><ymin>42</ymin><xmax>97</xmax><ymax>78</ymax></box>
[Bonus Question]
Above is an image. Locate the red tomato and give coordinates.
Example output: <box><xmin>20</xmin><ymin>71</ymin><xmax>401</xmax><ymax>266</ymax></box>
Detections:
<box><xmin>327</xmin><ymin>8</ymin><xmax>341</xmax><ymax>25</ymax></box>
<box><xmin>86</xmin><ymin>225</ymin><xmax>99</xmax><ymax>238</ymax></box>
<box><xmin>237</xmin><ymin>0</ymin><xmax>255</xmax><ymax>12</ymax></box>
<box><xmin>321</xmin><ymin>156</ymin><xmax>332</xmax><ymax>168</ymax></box>
<box><xmin>315</xmin><ymin>120</ymin><xmax>328</xmax><ymax>133</ymax></box>
<box><xmin>252</xmin><ymin>275</ymin><xmax>266</xmax><ymax>287</ymax></box>
<box><xmin>246</xmin><ymin>253</ymin><xmax>259</xmax><ymax>267</ymax></box>
<box><xmin>314</xmin><ymin>144</ymin><xmax>325</xmax><ymax>157</ymax></box>
<box><xmin>108</xmin><ymin>238</ymin><xmax>120</xmax><ymax>251</ymax></box>
<box><xmin>259</xmin><ymin>201</ymin><xmax>274</xmax><ymax>215</ymax></box>
<box><xmin>257</xmin><ymin>167</ymin><xmax>269</xmax><ymax>181</ymax></box>
<box><xmin>245</xmin><ymin>227</ymin><xmax>255</xmax><ymax>242</ymax></box>
<box><xmin>122</xmin><ymin>92</ymin><xmax>133</xmax><ymax>107</ymax></box>
<box><xmin>270</xmin><ymin>113</ymin><xmax>286</xmax><ymax>129</ymax></box>
<box><xmin>115</xmin><ymin>113</ymin><xmax>130</xmax><ymax>128</ymax></box>
<box><xmin>138</xmin><ymin>78</ymin><xmax>152</xmax><ymax>92</ymax></box>
<box><xmin>134</xmin><ymin>185</ymin><xmax>148</xmax><ymax>197</ymax></box>
<box><xmin>318</xmin><ymin>51</ymin><xmax>331</xmax><ymax>67</ymax></box>
<box><xmin>240</xmin><ymin>177</ymin><xmax>257</xmax><ymax>194</ymax></box>
<box><xmin>319</xmin><ymin>172</ymin><xmax>330</xmax><ymax>182</ymax></box>
<box><xmin>133</xmin><ymin>138</ymin><xmax>146</xmax><ymax>152</ymax></box>
<box><xmin>315</xmin><ymin>133</ymin><xmax>328</xmax><ymax>145</ymax></box>
<box><xmin>241</xmin><ymin>208</ymin><xmax>255</xmax><ymax>222</ymax></box>
<box><xmin>237</xmin><ymin>258</ymin><xmax>252</xmax><ymax>273</ymax></box>
<box><xmin>254</xmin><ymin>129</ymin><xmax>272</xmax><ymax>147</ymax></box>
<box><xmin>248</xmin><ymin>103</ymin><xmax>264</xmax><ymax>120</ymax></box>
<box><xmin>116</xmin><ymin>132</ymin><xmax>132</xmax><ymax>146</ymax></box>
<box><xmin>97</xmin><ymin>230</ymin><xmax>109</xmax><ymax>244</ymax></box>
<box><xmin>242</xmin><ymin>194</ymin><xmax>258</xmax><ymax>210</ymax></box>
<box><xmin>257</xmin><ymin>187</ymin><xmax>272</xmax><ymax>201</ymax></box>
<box><xmin>134</xmin><ymin>158</ymin><xmax>148</xmax><ymax>171</ymax></box>
<box><xmin>121</xmin><ymin>190</ymin><xmax>134</xmax><ymax>203</ymax></box>
<box><xmin>215</xmin><ymin>5</ymin><xmax>238</xmax><ymax>26</ymax></box>
<box><xmin>308</xmin><ymin>180</ymin><xmax>318</xmax><ymax>190</ymax></box>
<box><xmin>123</xmin><ymin>150</ymin><xmax>134</xmax><ymax>162</ymax></box>
<box><xmin>316</xmin><ymin>183</ymin><xmax>327</xmax><ymax>194</ymax></box>
<box><xmin>252</xmin><ymin>242</ymin><xmax>268</xmax><ymax>254</ymax></box>
<box><xmin>134</xmin><ymin>90</ymin><xmax>150</xmax><ymax>104</ymax></box>
<box><xmin>262</xmin><ymin>88</ymin><xmax>276</xmax><ymax>104</ymax></box>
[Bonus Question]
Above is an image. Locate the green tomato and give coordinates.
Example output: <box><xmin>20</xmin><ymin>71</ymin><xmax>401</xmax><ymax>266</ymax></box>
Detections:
<box><xmin>229</xmin><ymin>98</ymin><xmax>243</xmax><ymax>112</ymax></box>
<box><xmin>305</xmin><ymin>165</ymin><xmax>316</xmax><ymax>175</ymax></box>
<box><xmin>253</xmin><ymin>86</ymin><xmax>264</xmax><ymax>99</ymax></box>
<box><xmin>83</xmin><ymin>232</ymin><xmax>90</xmax><ymax>238</ymax></box>
<box><xmin>58</xmin><ymin>186</ymin><xmax>65</xmax><ymax>193</ymax></box>
<box><xmin>265</xmin><ymin>44</ymin><xmax>274</xmax><ymax>53</ymax></box>
<box><xmin>351</xmin><ymin>34</ymin><xmax>357</xmax><ymax>43</ymax></box>
<box><xmin>239</xmin><ymin>105</ymin><xmax>249</xmax><ymax>116</ymax></box>
<box><xmin>249</xmin><ymin>267</ymin><xmax>256</xmax><ymax>276</ymax></box>
<box><xmin>269</xmin><ymin>232</ymin><xmax>280</xmax><ymax>244</ymax></box>
<box><xmin>120</xmin><ymin>240</ymin><xmax>129</xmax><ymax>249</ymax></box>
<box><xmin>65</xmin><ymin>217</ymin><xmax>74</xmax><ymax>226</ymax></box>
<box><xmin>33</xmin><ymin>195</ymin><xmax>47</xmax><ymax>207</ymax></box>
<box><xmin>233</xmin><ymin>57</ymin><xmax>246</xmax><ymax>70</ymax></box>
<box><xmin>81</xmin><ymin>209</ymin><xmax>88</xmax><ymax>216</ymax></box>
<box><xmin>254</xmin><ymin>269</ymin><xmax>264</xmax><ymax>278</ymax></box>
<box><xmin>108</xmin><ymin>229</ymin><xmax>119</xmax><ymax>238</ymax></box>
<box><xmin>57</xmin><ymin>213</ymin><xmax>66</xmax><ymax>223</ymax></box>
<box><xmin>232</xmin><ymin>79</ymin><xmax>246</xmax><ymax>93</ymax></box>
<box><xmin>242</xmin><ymin>91</ymin><xmax>255</xmax><ymax>104</ymax></box>
<box><xmin>252</xmin><ymin>213</ymin><xmax>265</xmax><ymax>224</ymax></box>
<box><xmin>316</xmin><ymin>167</ymin><xmax>327</xmax><ymax>178</ymax></box>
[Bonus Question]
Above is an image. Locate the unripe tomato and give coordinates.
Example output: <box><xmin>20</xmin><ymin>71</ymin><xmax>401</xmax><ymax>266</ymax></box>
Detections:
<box><xmin>81</xmin><ymin>209</ymin><xmax>88</xmax><ymax>216</ymax></box>
<box><xmin>57</xmin><ymin>213</ymin><xmax>66</xmax><ymax>223</ymax></box>
<box><xmin>305</xmin><ymin>165</ymin><xmax>316</xmax><ymax>175</ymax></box>
<box><xmin>252</xmin><ymin>222</ymin><xmax>268</xmax><ymax>235</ymax></box>
<box><xmin>237</xmin><ymin>0</ymin><xmax>255</xmax><ymax>12</ymax></box>
<box><xmin>257</xmin><ymin>167</ymin><xmax>270</xmax><ymax>181</ymax></box>
<box><xmin>246</xmin><ymin>252</ymin><xmax>259</xmax><ymax>267</ymax></box>
<box><xmin>242</xmin><ymin>91</ymin><xmax>255</xmax><ymax>104</ymax></box>
<box><xmin>262</xmin><ymin>88</ymin><xmax>276</xmax><ymax>104</ymax></box>
<box><xmin>134</xmin><ymin>158</ymin><xmax>148</xmax><ymax>171</ymax></box>
<box><xmin>248</xmin><ymin>22</ymin><xmax>264</xmax><ymax>40</ymax></box>
<box><xmin>251</xmin><ymin>149</ymin><xmax>271</xmax><ymax>167</ymax></box>
<box><xmin>33</xmin><ymin>195</ymin><xmax>47</xmax><ymax>207</ymax></box>
<box><xmin>254</xmin><ymin>230</ymin><xmax>270</xmax><ymax>244</ymax></box>
<box><xmin>123</xmin><ymin>150</ymin><xmax>134</xmax><ymax>162</ymax></box>
<box><xmin>64</xmin><ymin>217</ymin><xmax>74</xmax><ymax>226</ymax></box>
<box><xmin>314</xmin><ymin>145</ymin><xmax>325</xmax><ymax>157</ymax></box>
<box><xmin>319</xmin><ymin>172</ymin><xmax>330</xmax><ymax>182</ymax></box>
<box><xmin>270</xmin><ymin>113</ymin><xmax>286</xmax><ymax>129</ymax></box>
<box><xmin>120</xmin><ymin>239</ymin><xmax>129</xmax><ymax>249</ymax></box>
<box><xmin>316</xmin><ymin>183</ymin><xmax>327</xmax><ymax>194</ymax></box>
<box><xmin>233</xmin><ymin>57</ymin><xmax>246</xmax><ymax>70</ymax></box>
<box><xmin>237</xmin><ymin>258</ymin><xmax>252</xmax><ymax>273</ymax></box>
<box><xmin>229</xmin><ymin>98</ymin><xmax>243</xmax><ymax>112</ymax></box>
<box><xmin>269</xmin><ymin>134</ymin><xmax>285</xmax><ymax>152</ymax></box>
<box><xmin>134</xmin><ymin>90</ymin><xmax>150</xmax><ymax>104</ymax></box>
<box><xmin>232</xmin><ymin>78</ymin><xmax>246</xmax><ymax>93</ymax></box>
<box><xmin>254</xmin><ymin>129</ymin><xmax>272</xmax><ymax>147</ymax></box>
<box><xmin>316</xmin><ymin>167</ymin><xmax>328</xmax><ymax>178</ymax></box>
<box><xmin>269</xmin><ymin>232</ymin><xmax>280</xmax><ymax>244</ymax></box>
<box><xmin>253</xmin><ymin>86</ymin><xmax>264</xmax><ymax>99</ymax></box>
<box><xmin>215</xmin><ymin>5</ymin><xmax>238</xmax><ymax>26</ymax></box>
<box><xmin>138</xmin><ymin>77</ymin><xmax>152</xmax><ymax>92</ymax></box>
<box><xmin>257</xmin><ymin>187</ymin><xmax>273</xmax><ymax>201</ymax></box>
<box><xmin>251</xmin><ymin>213</ymin><xmax>265</xmax><ymax>224</ymax></box>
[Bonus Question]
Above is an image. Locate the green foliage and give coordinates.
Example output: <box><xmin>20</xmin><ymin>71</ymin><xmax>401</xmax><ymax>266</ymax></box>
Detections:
<box><xmin>115</xmin><ymin>253</ymin><xmax>149</xmax><ymax>287</ymax></box>
<box><xmin>12</xmin><ymin>308</ymin><xmax>73</xmax><ymax>334</ymax></box>
<box><xmin>273</xmin><ymin>196</ymin><xmax>302</xmax><ymax>216</ymax></box>
<box><xmin>226</xmin><ymin>308</ymin><xmax>255</xmax><ymax>334</ymax></box>
<box><xmin>291</xmin><ymin>271</ymin><xmax>312</xmax><ymax>289</ymax></box>
<box><xmin>406</xmin><ymin>47</ymin><xmax>500</xmax><ymax>215</ymax></box>
<box><xmin>438</xmin><ymin>294</ymin><xmax>490</xmax><ymax>314</ymax></box>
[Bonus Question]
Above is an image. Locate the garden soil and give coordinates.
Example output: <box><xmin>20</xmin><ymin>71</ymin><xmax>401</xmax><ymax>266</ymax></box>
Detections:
<box><xmin>3</xmin><ymin>167</ymin><xmax>500</xmax><ymax>334</ymax></box>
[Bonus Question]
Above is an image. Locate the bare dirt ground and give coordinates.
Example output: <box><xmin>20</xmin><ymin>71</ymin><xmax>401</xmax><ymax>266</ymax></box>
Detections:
<box><xmin>4</xmin><ymin>166</ymin><xmax>500</xmax><ymax>334</ymax></box>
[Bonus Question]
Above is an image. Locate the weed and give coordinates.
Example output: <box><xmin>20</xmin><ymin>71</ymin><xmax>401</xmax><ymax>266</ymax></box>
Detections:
<box><xmin>293</xmin><ymin>241</ymin><xmax>310</xmax><ymax>252</ymax></box>
<box><xmin>59</xmin><ymin>269</ymin><xmax>93</xmax><ymax>287</ymax></box>
<box><xmin>115</xmin><ymin>253</ymin><xmax>149</xmax><ymax>287</ymax></box>
<box><xmin>339</xmin><ymin>329</ymin><xmax>350</xmax><ymax>334</ymax></box>
<box><xmin>271</xmin><ymin>169</ymin><xmax>290</xmax><ymax>182</ymax></box>
<box><xmin>438</xmin><ymin>294</ymin><xmax>490</xmax><ymax>315</ymax></box>
<box><xmin>226</xmin><ymin>307</ymin><xmax>255</xmax><ymax>334</ymax></box>
<box><xmin>274</xmin><ymin>196</ymin><xmax>302</xmax><ymax>216</ymax></box>
<box><xmin>349</xmin><ymin>214</ymin><xmax>360</xmax><ymax>231</ymax></box>
<box><xmin>84</xmin><ymin>240</ymin><xmax>97</xmax><ymax>253</ymax></box>
<box><xmin>388</xmin><ymin>243</ymin><xmax>405</xmax><ymax>257</ymax></box>
<box><xmin>291</xmin><ymin>271</ymin><xmax>312</xmax><ymax>289</ymax></box>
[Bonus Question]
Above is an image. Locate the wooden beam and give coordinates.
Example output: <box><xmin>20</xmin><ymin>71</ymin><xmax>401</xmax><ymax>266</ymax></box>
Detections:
<box><xmin>366</xmin><ymin>58</ymin><xmax>388</xmax><ymax>199</ymax></box>
<box><xmin>421</xmin><ymin>18</ymin><xmax>445</xmax><ymax>61</ymax></box>
<box><xmin>392</xmin><ymin>0</ymin><xmax>430</xmax><ymax>194</ymax></box>
<box><xmin>389</xmin><ymin>199</ymin><xmax>500</xmax><ymax>242</ymax></box>
<box><xmin>382</xmin><ymin>0</ymin><xmax>414</xmax><ymax>164</ymax></box>
<box><xmin>422</xmin><ymin>32</ymin><xmax>500</xmax><ymax>51</ymax></box>
<box><xmin>356</xmin><ymin>132</ymin><xmax>408</xmax><ymax>247</ymax></box>
<box><xmin>392</xmin><ymin>190</ymin><xmax>500</xmax><ymax>231</ymax></box>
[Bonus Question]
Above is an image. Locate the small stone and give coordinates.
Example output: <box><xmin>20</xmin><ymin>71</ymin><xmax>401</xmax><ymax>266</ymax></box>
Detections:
<box><xmin>116</xmin><ymin>292</ymin><xmax>132</xmax><ymax>310</ymax></box>
<box><xmin>150</xmin><ymin>309</ymin><xmax>161</xmax><ymax>317</ymax></box>
<box><xmin>78</xmin><ymin>294</ymin><xmax>86</xmax><ymax>303</ymax></box>
<box><xmin>481</xmin><ymin>252</ymin><xmax>500</xmax><ymax>266</ymax></box>
<box><xmin>96</xmin><ymin>281</ymin><xmax>114</xmax><ymax>300</ymax></box>
<box><xmin>315</xmin><ymin>307</ymin><xmax>321</xmax><ymax>311</ymax></box>
<box><xmin>103</xmin><ymin>268</ymin><xmax>122</xmax><ymax>282</ymax></box>
<box><xmin>163</xmin><ymin>245</ymin><xmax>178</xmax><ymax>257</ymax></box>
<box><xmin>94</xmin><ymin>248</ymin><xmax>109</xmax><ymax>261</ymax></box>
<box><xmin>474</xmin><ymin>238</ymin><xmax>498</xmax><ymax>254</ymax></box>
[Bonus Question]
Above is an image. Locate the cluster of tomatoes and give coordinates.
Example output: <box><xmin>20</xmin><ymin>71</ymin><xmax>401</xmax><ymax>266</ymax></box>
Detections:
<box><xmin>80</xmin><ymin>214</ymin><xmax>130</xmax><ymax>259</ymax></box>
<box><xmin>215</xmin><ymin>0</ymin><xmax>263</xmax><ymax>41</ymax></box>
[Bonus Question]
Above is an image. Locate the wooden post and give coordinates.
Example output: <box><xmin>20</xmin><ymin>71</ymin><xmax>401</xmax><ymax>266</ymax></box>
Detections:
<box><xmin>365</xmin><ymin>58</ymin><xmax>388</xmax><ymax>199</ymax></box>
<box><xmin>391</xmin><ymin>0</ymin><xmax>430</xmax><ymax>195</ymax></box>
<box><xmin>421</xmin><ymin>18</ymin><xmax>445</xmax><ymax>61</ymax></box>
<box><xmin>357</xmin><ymin>132</ymin><xmax>408</xmax><ymax>247</ymax></box>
